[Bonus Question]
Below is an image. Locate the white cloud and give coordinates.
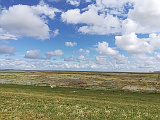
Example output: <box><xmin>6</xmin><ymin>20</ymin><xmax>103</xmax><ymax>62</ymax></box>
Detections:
<box><xmin>0</xmin><ymin>28</ymin><xmax>17</xmax><ymax>40</ymax></box>
<box><xmin>149</xmin><ymin>33</ymin><xmax>160</xmax><ymax>50</ymax></box>
<box><xmin>0</xmin><ymin>45</ymin><xmax>16</xmax><ymax>55</ymax></box>
<box><xmin>86</xmin><ymin>0</ymin><xmax>91</xmax><ymax>2</ymax></box>
<box><xmin>115</xmin><ymin>32</ymin><xmax>160</xmax><ymax>56</ymax></box>
<box><xmin>32</xmin><ymin>1</ymin><xmax>61</xmax><ymax>19</ymax></box>
<box><xmin>127</xmin><ymin>0</ymin><xmax>160</xmax><ymax>33</ymax></box>
<box><xmin>77</xmin><ymin>48</ymin><xmax>90</xmax><ymax>56</ymax></box>
<box><xmin>85</xmin><ymin>50</ymin><xmax>90</xmax><ymax>56</ymax></box>
<box><xmin>78</xmin><ymin>24</ymin><xmax>119</xmax><ymax>35</ymax></box>
<box><xmin>1</xmin><ymin>54</ymin><xmax>160</xmax><ymax>71</ymax></box>
<box><xmin>61</xmin><ymin>9</ymin><xmax>81</xmax><ymax>24</ymax></box>
<box><xmin>0</xmin><ymin>3</ymin><xmax>60</xmax><ymax>40</ymax></box>
<box><xmin>118</xmin><ymin>0</ymin><xmax>160</xmax><ymax>54</ymax></box>
<box><xmin>0</xmin><ymin>5</ymin><xmax>49</xmax><ymax>40</ymax></box>
<box><xmin>131</xmin><ymin>54</ymin><xmax>159</xmax><ymax>69</ymax></box>
<box><xmin>0</xmin><ymin>33</ymin><xmax>17</xmax><ymax>40</ymax></box>
<box><xmin>94</xmin><ymin>56</ymin><xmax>108</xmax><ymax>64</ymax></box>
<box><xmin>115</xmin><ymin>33</ymin><xmax>152</xmax><ymax>54</ymax></box>
<box><xmin>61</xmin><ymin>0</ymin><xmax>160</xmax><ymax>36</ymax></box>
<box><xmin>95</xmin><ymin>0</ymin><xmax>134</xmax><ymax>18</ymax></box>
<box><xmin>64</xmin><ymin>55</ymin><xmax>75</xmax><ymax>61</ymax></box>
<box><xmin>61</xmin><ymin>7</ymin><xmax>120</xmax><ymax>35</ymax></box>
<box><xmin>122</xmin><ymin>19</ymin><xmax>159</xmax><ymax>34</ymax></box>
<box><xmin>24</xmin><ymin>49</ymin><xmax>41</xmax><ymax>59</ymax></box>
<box><xmin>61</xmin><ymin>0</ymin><xmax>160</xmax><ymax>35</ymax></box>
<box><xmin>111</xmin><ymin>54</ymin><xmax>129</xmax><ymax>64</ymax></box>
<box><xmin>100</xmin><ymin>0</ymin><xmax>133</xmax><ymax>7</ymax></box>
<box><xmin>78</xmin><ymin>48</ymin><xmax>83</xmax><ymax>52</ymax></box>
<box><xmin>65</xmin><ymin>42</ymin><xmax>77</xmax><ymax>47</ymax></box>
<box><xmin>45</xmin><ymin>49</ymin><xmax>64</xmax><ymax>57</ymax></box>
<box><xmin>95</xmin><ymin>41</ymin><xmax>118</xmax><ymax>55</ymax></box>
<box><xmin>155</xmin><ymin>52</ymin><xmax>160</xmax><ymax>60</ymax></box>
<box><xmin>77</xmin><ymin>55</ymin><xmax>87</xmax><ymax>61</ymax></box>
<box><xmin>94</xmin><ymin>54</ymin><xmax>130</xmax><ymax>70</ymax></box>
<box><xmin>67</xmin><ymin>0</ymin><xmax>80</xmax><ymax>6</ymax></box>
<box><xmin>52</xmin><ymin>29</ymin><xmax>59</xmax><ymax>37</ymax></box>
<box><xmin>122</xmin><ymin>19</ymin><xmax>145</xmax><ymax>34</ymax></box>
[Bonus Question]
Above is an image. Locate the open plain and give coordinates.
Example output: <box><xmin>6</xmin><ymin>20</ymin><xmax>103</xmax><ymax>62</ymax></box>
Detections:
<box><xmin>0</xmin><ymin>70</ymin><xmax>160</xmax><ymax>119</ymax></box>
<box><xmin>0</xmin><ymin>70</ymin><xmax>160</xmax><ymax>93</ymax></box>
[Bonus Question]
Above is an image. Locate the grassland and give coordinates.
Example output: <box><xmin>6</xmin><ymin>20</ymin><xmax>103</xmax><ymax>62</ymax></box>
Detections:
<box><xmin>0</xmin><ymin>70</ymin><xmax>160</xmax><ymax>119</ymax></box>
<box><xmin>0</xmin><ymin>84</ymin><xmax>160</xmax><ymax>120</ymax></box>
<box><xmin>0</xmin><ymin>71</ymin><xmax>159</xmax><ymax>93</ymax></box>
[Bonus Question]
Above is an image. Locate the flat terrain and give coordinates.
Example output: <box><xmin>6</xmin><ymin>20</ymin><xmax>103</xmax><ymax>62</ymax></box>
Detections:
<box><xmin>0</xmin><ymin>84</ymin><xmax>160</xmax><ymax>120</ymax></box>
<box><xmin>0</xmin><ymin>71</ymin><xmax>160</xmax><ymax>93</ymax></box>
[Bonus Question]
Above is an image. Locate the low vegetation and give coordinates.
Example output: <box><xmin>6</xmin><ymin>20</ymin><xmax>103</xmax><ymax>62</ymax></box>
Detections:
<box><xmin>0</xmin><ymin>71</ymin><xmax>159</xmax><ymax>93</ymax></box>
<box><xmin>0</xmin><ymin>84</ymin><xmax>160</xmax><ymax>120</ymax></box>
<box><xmin>0</xmin><ymin>70</ymin><xmax>160</xmax><ymax>119</ymax></box>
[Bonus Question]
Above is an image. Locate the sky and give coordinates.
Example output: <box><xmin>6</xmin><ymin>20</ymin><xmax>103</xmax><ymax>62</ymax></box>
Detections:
<box><xmin>0</xmin><ymin>0</ymin><xmax>160</xmax><ymax>72</ymax></box>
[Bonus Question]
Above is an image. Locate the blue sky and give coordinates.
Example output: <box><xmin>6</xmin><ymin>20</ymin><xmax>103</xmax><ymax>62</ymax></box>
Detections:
<box><xmin>0</xmin><ymin>0</ymin><xmax>160</xmax><ymax>71</ymax></box>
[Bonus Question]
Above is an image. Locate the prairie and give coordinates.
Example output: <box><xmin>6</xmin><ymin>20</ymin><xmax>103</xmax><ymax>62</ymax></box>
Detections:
<box><xmin>0</xmin><ymin>84</ymin><xmax>160</xmax><ymax>120</ymax></box>
<box><xmin>0</xmin><ymin>71</ymin><xmax>159</xmax><ymax>93</ymax></box>
<box><xmin>0</xmin><ymin>70</ymin><xmax>160</xmax><ymax>119</ymax></box>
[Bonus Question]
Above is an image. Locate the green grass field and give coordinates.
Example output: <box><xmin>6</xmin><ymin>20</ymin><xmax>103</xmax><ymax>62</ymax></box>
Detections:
<box><xmin>0</xmin><ymin>84</ymin><xmax>159</xmax><ymax>120</ymax></box>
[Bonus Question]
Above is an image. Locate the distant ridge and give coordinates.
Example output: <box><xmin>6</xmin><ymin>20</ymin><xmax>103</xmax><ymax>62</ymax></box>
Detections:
<box><xmin>0</xmin><ymin>69</ymin><xmax>39</xmax><ymax>73</ymax></box>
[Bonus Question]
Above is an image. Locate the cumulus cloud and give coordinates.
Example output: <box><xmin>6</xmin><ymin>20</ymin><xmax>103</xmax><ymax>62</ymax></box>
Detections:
<box><xmin>121</xmin><ymin>18</ymin><xmax>159</xmax><ymax>34</ymax></box>
<box><xmin>24</xmin><ymin>49</ymin><xmax>41</xmax><ymax>59</ymax></box>
<box><xmin>77</xmin><ymin>55</ymin><xmax>87</xmax><ymax>61</ymax></box>
<box><xmin>61</xmin><ymin>0</ymin><xmax>160</xmax><ymax>36</ymax></box>
<box><xmin>95</xmin><ymin>41</ymin><xmax>118</xmax><ymax>55</ymax></box>
<box><xmin>129</xmin><ymin>0</ymin><xmax>160</xmax><ymax>28</ymax></box>
<box><xmin>122</xmin><ymin>19</ymin><xmax>144</xmax><ymax>34</ymax></box>
<box><xmin>0</xmin><ymin>45</ymin><xmax>16</xmax><ymax>55</ymax></box>
<box><xmin>111</xmin><ymin>54</ymin><xmax>129</xmax><ymax>64</ymax></box>
<box><xmin>94</xmin><ymin>56</ymin><xmax>108</xmax><ymax>64</ymax></box>
<box><xmin>61</xmin><ymin>0</ymin><xmax>160</xmax><ymax>35</ymax></box>
<box><xmin>131</xmin><ymin>54</ymin><xmax>159</xmax><ymax>69</ymax></box>
<box><xmin>0</xmin><ymin>2</ymin><xmax>60</xmax><ymax>40</ymax></box>
<box><xmin>67</xmin><ymin>0</ymin><xmax>80</xmax><ymax>6</ymax></box>
<box><xmin>115</xmin><ymin>33</ymin><xmax>152</xmax><ymax>54</ymax></box>
<box><xmin>125</xmin><ymin>0</ymin><xmax>160</xmax><ymax>34</ymax></box>
<box><xmin>61</xmin><ymin>7</ymin><xmax>120</xmax><ymax>35</ymax></box>
<box><xmin>116</xmin><ymin>0</ymin><xmax>160</xmax><ymax>56</ymax></box>
<box><xmin>65</xmin><ymin>42</ymin><xmax>77</xmax><ymax>47</ymax></box>
<box><xmin>32</xmin><ymin>1</ymin><xmax>61</xmax><ymax>19</ymax></box>
<box><xmin>0</xmin><ymin>5</ymin><xmax>49</xmax><ymax>39</ymax></box>
<box><xmin>77</xmin><ymin>48</ymin><xmax>90</xmax><ymax>56</ymax></box>
<box><xmin>155</xmin><ymin>52</ymin><xmax>160</xmax><ymax>60</ymax></box>
<box><xmin>45</xmin><ymin>49</ymin><xmax>64</xmax><ymax>58</ymax></box>
<box><xmin>64</xmin><ymin>55</ymin><xmax>75</xmax><ymax>61</ymax></box>
<box><xmin>149</xmin><ymin>33</ymin><xmax>160</xmax><ymax>50</ymax></box>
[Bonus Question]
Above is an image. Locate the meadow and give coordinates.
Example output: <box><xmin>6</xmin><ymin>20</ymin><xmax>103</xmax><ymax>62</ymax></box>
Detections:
<box><xmin>0</xmin><ymin>84</ymin><xmax>160</xmax><ymax>120</ymax></box>
<box><xmin>0</xmin><ymin>70</ymin><xmax>160</xmax><ymax>119</ymax></box>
